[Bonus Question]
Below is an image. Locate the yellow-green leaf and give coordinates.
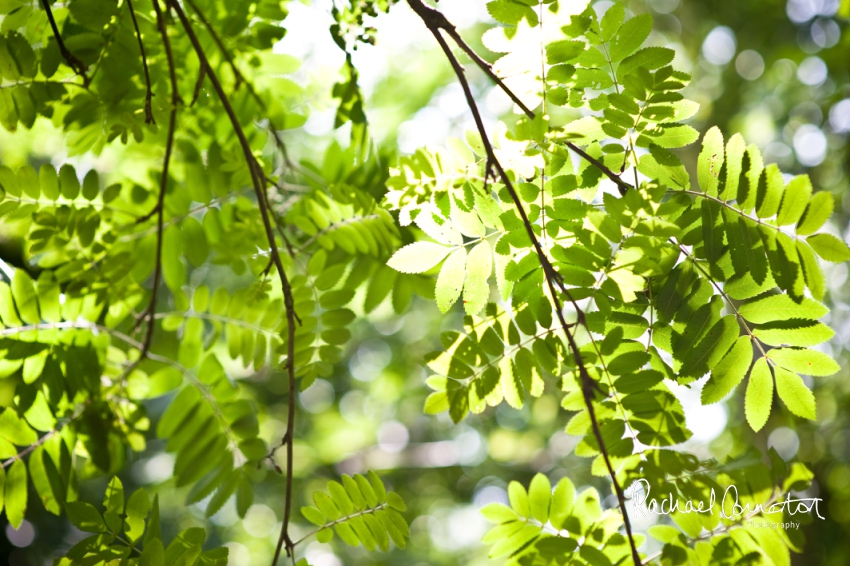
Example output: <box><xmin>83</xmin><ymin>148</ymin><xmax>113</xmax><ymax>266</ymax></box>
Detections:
<box><xmin>774</xmin><ymin>366</ymin><xmax>816</xmax><ymax>420</ymax></box>
<box><xmin>745</xmin><ymin>358</ymin><xmax>773</xmax><ymax>432</ymax></box>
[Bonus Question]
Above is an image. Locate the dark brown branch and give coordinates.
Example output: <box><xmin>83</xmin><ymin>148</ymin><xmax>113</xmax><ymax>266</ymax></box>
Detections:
<box><xmin>39</xmin><ymin>0</ymin><xmax>90</xmax><ymax>87</ymax></box>
<box><xmin>167</xmin><ymin>4</ymin><xmax>299</xmax><ymax>565</ymax></box>
<box><xmin>126</xmin><ymin>0</ymin><xmax>181</xmax><ymax>372</ymax></box>
<box><xmin>566</xmin><ymin>141</ymin><xmax>631</xmax><ymax>196</ymax></box>
<box><xmin>126</xmin><ymin>0</ymin><xmax>155</xmax><ymax>124</ymax></box>
<box><xmin>191</xmin><ymin>64</ymin><xmax>206</xmax><ymax>106</ymax></box>
<box><xmin>411</xmin><ymin>0</ymin><xmax>631</xmax><ymax>196</ymax></box>
<box><xmin>183</xmin><ymin>0</ymin><xmax>293</xmax><ymax>169</ymax></box>
<box><xmin>261</xmin><ymin>175</ymin><xmax>297</xmax><ymax>258</ymax></box>
<box><xmin>407</xmin><ymin>1</ymin><xmax>641</xmax><ymax>564</ymax></box>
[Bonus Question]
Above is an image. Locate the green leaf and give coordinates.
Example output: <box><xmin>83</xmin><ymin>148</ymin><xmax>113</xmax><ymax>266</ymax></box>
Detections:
<box><xmin>423</xmin><ymin>391</ymin><xmax>449</xmax><ymax>414</ymax></box>
<box><xmin>29</xmin><ymin>446</ymin><xmax>61</xmax><ymax>515</ymax></box>
<box><xmin>82</xmin><ymin>169</ymin><xmax>99</xmax><ymax>200</ymax></box>
<box><xmin>617</xmin><ymin>46</ymin><xmax>675</xmax><ymax>79</ymax></box>
<box><xmin>753</xmin><ymin>320</ymin><xmax>834</xmax><ymax>347</ymax></box>
<box><xmin>161</xmin><ymin>225</ymin><xmax>186</xmax><ymax>292</ymax></box>
<box><xmin>644</xmin><ymin>124</ymin><xmax>699</xmax><ymax>149</ymax></box>
<box><xmin>546</xmin><ymin>40</ymin><xmax>585</xmax><ymax>64</ymax></box>
<box><xmin>103</xmin><ymin>476</ymin><xmax>124</xmax><ymax>533</ymax></box>
<box><xmin>500</xmin><ymin>356</ymin><xmax>523</xmax><ymax>409</ymax></box>
<box><xmin>702</xmin><ymin>336</ymin><xmax>753</xmax><ymax>404</ymax></box>
<box><xmin>463</xmin><ymin>241</ymin><xmax>492</xmax><ymax>315</ymax></box>
<box><xmin>11</xmin><ymin>269</ymin><xmax>39</xmax><ymax>324</ymax></box>
<box><xmin>4</xmin><ymin>459</ymin><xmax>26</xmax><ymax>528</ymax></box>
<box><xmin>144</xmin><ymin>495</ymin><xmax>162</xmax><ymax>546</ymax></box>
<box><xmin>480</xmin><ymin>503</ymin><xmax>517</xmax><ymax>524</ymax></box>
<box><xmin>487</xmin><ymin>0</ymin><xmax>537</xmax><ymax>26</ymax></box>
<box><xmin>125</xmin><ymin>489</ymin><xmax>151</xmax><ymax>542</ymax></box>
<box><xmin>679</xmin><ymin>315</ymin><xmax>739</xmax><ymax>377</ymax></box>
<box><xmin>806</xmin><ymin>233</ymin><xmax>850</xmax><ymax>262</ymax></box>
<box><xmin>436</xmin><ymin>247</ymin><xmax>467</xmax><ymax>313</ymax></box>
<box><xmin>140</xmin><ymin>539</ymin><xmax>165</xmax><ymax>566</ymax></box>
<box><xmin>766</xmin><ymin>347</ymin><xmax>839</xmax><ymax>376</ymax></box>
<box><xmin>387</xmin><ymin>491</ymin><xmax>406</xmax><ymax>512</ymax></box>
<box><xmin>755</xmin><ymin>164</ymin><xmax>784</xmax><ymax>219</ymax></box>
<box><xmin>599</xmin><ymin>2</ymin><xmax>625</xmax><ymax>41</ymax></box>
<box><xmin>59</xmin><ymin>164</ymin><xmax>79</xmax><ymax>199</ymax></box>
<box><xmin>39</xmin><ymin>164</ymin><xmax>59</xmax><ymax>200</ymax></box>
<box><xmin>0</xmin><ymin>409</ymin><xmax>37</xmax><ymax>446</ymax></box>
<box><xmin>796</xmin><ymin>240</ymin><xmax>825</xmax><ymax>300</ymax></box>
<box><xmin>774</xmin><ymin>366</ymin><xmax>816</xmax><ymax>420</ymax></box>
<box><xmin>548</xmin><ymin>477</ymin><xmax>575</xmax><ymax>531</ymax></box>
<box><xmin>701</xmin><ymin>199</ymin><xmax>724</xmax><ymax>262</ymax></box>
<box><xmin>720</xmin><ymin>133</ymin><xmax>746</xmax><ymax>200</ymax></box>
<box><xmin>66</xmin><ymin>501</ymin><xmax>108</xmax><ymax>533</ymax></box>
<box><xmin>796</xmin><ymin>191</ymin><xmax>834</xmax><ymax>235</ymax></box>
<box><xmin>698</xmin><ymin>126</ymin><xmax>724</xmax><ymax>197</ymax></box>
<box><xmin>738</xmin><ymin>294</ymin><xmax>827</xmax><ymax>324</ymax></box>
<box><xmin>608</xmin><ymin>351</ymin><xmax>650</xmax><ymax>375</ymax></box>
<box><xmin>776</xmin><ymin>175</ymin><xmax>812</xmax><ymax>226</ymax></box>
<box><xmin>610</xmin><ymin>14</ymin><xmax>652</xmax><ymax>61</ymax></box>
<box><xmin>528</xmin><ymin>473</ymin><xmax>551</xmax><ymax>524</ymax></box>
<box><xmin>387</xmin><ymin>241</ymin><xmax>452</xmax><ymax>274</ymax></box>
<box><xmin>507</xmin><ymin>480</ymin><xmax>531</xmax><ymax>518</ymax></box>
<box><xmin>745</xmin><ymin>358</ymin><xmax>773</xmax><ymax>432</ymax></box>
<box><xmin>302</xmin><ymin>506</ymin><xmax>326</xmax><ymax>526</ymax></box>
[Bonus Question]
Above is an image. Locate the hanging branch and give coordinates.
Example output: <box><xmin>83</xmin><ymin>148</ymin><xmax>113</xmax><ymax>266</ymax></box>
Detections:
<box><xmin>407</xmin><ymin>0</ymin><xmax>631</xmax><ymax>195</ymax></box>
<box><xmin>406</xmin><ymin>1</ymin><xmax>642</xmax><ymax>564</ymax></box>
<box><xmin>126</xmin><ymin>0</ymin><xmax>155</xmax><ymax>124</ymax></box>
<box><xmin>167</xmin><ymin>3</ymin><xmax>299</xmax><ymax>564</ymax></box>
<box><xmin>125</xmin><ymin>0</ymin><xmax>181</xmax><ymax>374</ymax></box>
<box><xmin>39</xmin><ymin>0</ymin><xmax>90</xmax><ymax>87</ymax></box>
<box><xmin>183</xmin><ymin>0</ymin><xmax>293</xmax><ymax>169</ymax></box>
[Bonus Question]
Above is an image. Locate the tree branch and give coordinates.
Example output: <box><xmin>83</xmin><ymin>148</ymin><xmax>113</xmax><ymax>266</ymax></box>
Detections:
<box><xmin>124</xmin><ymin>0</ymin><xmax>181</xmax><ymax>376</ymax></box>
<box><xmin>125</xmin><ymin>0</ymin><xmax>155</xmax><ymax>124</ymax></box>
<box><xmin>2</xmin><ymin>430</ymin><xmax>56</xmax><ymax>469</ymax></box>
<box><xmin>409</xmin><ymin>0</ymin><xmax>631</xmax><ymax>195</ymax></box>
<box><xmin>167</xmin><ymin>3</ymin><xmax>299</xmax><ymax>564</ymax></box>
<box><xmin>39</xmin><ymin>0</ymin><xmax>90</xmax><ymax>87</ymax></box>
<box><xmin>183</xmin><ymin>0</ymin><xmax>293</xmax><ymax>169</ymax></box>
<box><xmin>406</xmin><ymin>1</ymin><xmax>642</xmax><ymax>563</ymax></box>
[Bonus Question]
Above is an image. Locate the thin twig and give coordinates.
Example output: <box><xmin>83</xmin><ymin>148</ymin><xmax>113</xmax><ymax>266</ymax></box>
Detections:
<box><xmin>39</xmin><ymin>0</ymin><xmax>90</xmax><ymax>87</ymax></box>
<box><xmin>126</xmin><ymin>0</ymin><xmax>155</xmax><ymax>124</ymax></box>
<box><xmin>408</xmin><ymin>0</ymin><xmax>631</xmax><ymax>195</ymax></box>
<box><xmin>183</xmin><ymin>0</ymin><xmax>293</xmax><ymax>169</ymax></box>
<box><xmin>168</xmin><ymin>4</ymin><xmax>299</xmax><ymax>564</ymax></box>
<box><xmin>406</xmin><ymin>1</ymin><xmax>641</xmax><ymax>563</ymax></box>
<box><xmin>126</xmin><ymin>0</ymin><xmax>180</xmax><ymax>374</ymax></box>
<box><xmin>1</xmin><ymin>430</ymin><xmax>57</xmax><ymax>469</ymax></box>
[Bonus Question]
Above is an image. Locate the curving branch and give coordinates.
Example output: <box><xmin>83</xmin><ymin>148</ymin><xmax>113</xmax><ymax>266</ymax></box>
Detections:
<box><xmin>39</xmin><ymin>0</ymin><xmax>90</xmax><ymax>87</ymax></box>
<box><xmin>167</xmin><ymin>3</ymin><xmax>300</xmax><ymax>564</ymax></box>
<box><xmin>126</xmin><ymin>0</ymin><xmax>181</xmax><ymax>378</ymax></box>
<box><xmin>125</xmin><ymin>0</ymin><xmax>155</xmax><ymax>124</ymax></box>
<box><xmin>406</xmin><ymin>1</ymin><xmax>642</xmax><ymax>563</ymax></box>
<box><xmin>183</xmin><ymin>0</ymin><xmax>293</xmax><ymax>169</ymax></box>
<box><xmin>405</xmin><ymin>0</ymin><xmax>632</xmax><ymax>195</ymax></box>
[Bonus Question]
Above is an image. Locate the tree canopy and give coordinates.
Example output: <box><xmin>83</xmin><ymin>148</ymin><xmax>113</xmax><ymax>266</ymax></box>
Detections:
<box><xmin>0</xmin><ymin>0</ymin><xmax>849</xmax><ymax>565</ymax></box>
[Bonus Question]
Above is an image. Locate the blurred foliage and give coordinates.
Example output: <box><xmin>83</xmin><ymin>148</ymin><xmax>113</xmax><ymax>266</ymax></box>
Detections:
<box><xmin>0</xmin><ymin>0</ymin><xmax>849</xmax><ymax>566</ymax></box>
